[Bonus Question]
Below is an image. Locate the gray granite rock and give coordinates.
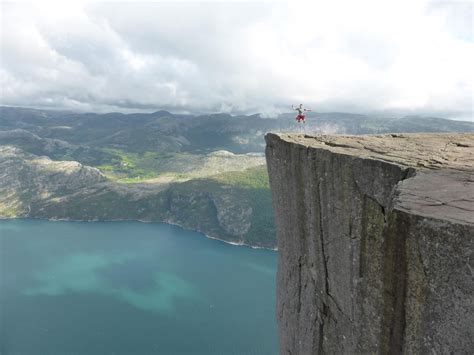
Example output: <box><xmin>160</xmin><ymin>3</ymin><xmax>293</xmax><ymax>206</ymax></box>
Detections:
<box><xmin>265</xmin><ymin>133</ymin><xmax>473</xmax><ymax>354</ymax></box>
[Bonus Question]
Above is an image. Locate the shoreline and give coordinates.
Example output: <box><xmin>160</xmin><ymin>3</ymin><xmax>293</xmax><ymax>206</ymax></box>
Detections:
<box><xmin>0</xmin><ymin>215</ymin><xmax>278</xmax><ymax>251</ymax></box>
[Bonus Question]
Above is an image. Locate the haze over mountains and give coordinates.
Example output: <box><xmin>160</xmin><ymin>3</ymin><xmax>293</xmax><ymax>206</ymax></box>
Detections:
<box><xmin>1</xmin><ymin>106</ymin><xmax>473</xmax><ymax>248</ymax></box>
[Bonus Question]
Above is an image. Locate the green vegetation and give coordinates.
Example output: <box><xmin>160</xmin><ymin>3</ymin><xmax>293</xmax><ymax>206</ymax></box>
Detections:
<box><xmin>211</xmin><ymin>165</ymin><xmax>269</xmax><ymax>189</ymax></box>
<box><xmin>94</xmin><ymin>148</ymin><xmax>265</xmax><ymax>185</ymax></box>
<box><xmin>95</xmin><ymin>149</ymin><xmax>161</xmax><ymax>181</ymax></box>
<box><xmin>0</xmin><ymin>206</ymin><xmax>18</xmax><ymax>217</ymax></box>
<box><xmin>169</xmin><ymin>165</ymin><xmax>275</xmax><ymax>247</ymax></box>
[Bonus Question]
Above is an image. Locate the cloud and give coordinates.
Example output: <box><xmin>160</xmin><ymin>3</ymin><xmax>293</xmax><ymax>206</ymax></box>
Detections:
<box><xmin>0</xmin><ymin>0</ymin><xmax>472</xmax><ymax>119</ymax></box>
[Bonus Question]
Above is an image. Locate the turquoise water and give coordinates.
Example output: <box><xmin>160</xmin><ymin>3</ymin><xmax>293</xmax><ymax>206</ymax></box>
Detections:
<box><xmin>0</xmin><ymin>220</ymin><xmax>278</xmax><ymax>354</ymax></box>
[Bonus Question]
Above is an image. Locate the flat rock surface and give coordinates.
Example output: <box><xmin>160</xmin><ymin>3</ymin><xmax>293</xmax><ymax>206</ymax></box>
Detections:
<box><xmin>276</xmin><ymin>133</ymin><xmax>473</xmax><ymax>171</ymax></box>
<box><xmin>271</xmin><ymin>133</ymin><xmax>474</xmax><ymax>225</ymax></box>
<box><xmin>395</xmin><ymin>171</ymin><xmax>474</xmax><ymax>224</ymax></box>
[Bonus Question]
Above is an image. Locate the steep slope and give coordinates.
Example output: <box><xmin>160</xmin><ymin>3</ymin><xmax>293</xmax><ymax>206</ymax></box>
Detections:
<box><xmin>265</xmin><ymin>133</ymin><xmax>473</xmax><ymax>354</ymax></box>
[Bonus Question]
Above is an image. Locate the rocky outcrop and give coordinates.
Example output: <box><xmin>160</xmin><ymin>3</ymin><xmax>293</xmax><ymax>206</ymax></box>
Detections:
<box><xmin>265</xmin><ymin>133</ymin><xmax>473</xmax><ymax>354</ymax></box>
<box><xmin>211</xmin><ymin>193</ymin><xmax>253</xmax><ymax>236</ymax></box>
<box><xmin>0</xmin><ymin>146</ymin><xmax>107</xmax><ymax>216</ymax></box>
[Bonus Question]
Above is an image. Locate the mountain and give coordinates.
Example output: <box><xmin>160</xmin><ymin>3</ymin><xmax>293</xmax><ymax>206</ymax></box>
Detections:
<box><xmin>1</xmin><ymin>106</ymin><xmax>472</xmax><ymax>248</ymax></box>
<box><xmin>1</xmin><ymin>107</ymin><xmax>472</xmax><ymax>155</ymax></box>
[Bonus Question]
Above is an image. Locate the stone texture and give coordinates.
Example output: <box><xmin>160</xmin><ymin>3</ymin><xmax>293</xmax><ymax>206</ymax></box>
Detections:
<box><xmin>265</xmin><ymin>133</ymin><xmax>473</xmax><ymax>354</ymax></box>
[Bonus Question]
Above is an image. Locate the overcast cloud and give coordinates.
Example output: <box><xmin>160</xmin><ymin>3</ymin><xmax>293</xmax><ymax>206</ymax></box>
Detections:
<box><xmin>0</xmin><ymin>0</ymin><xmax>472</xmax><ymax>119</ymax></box>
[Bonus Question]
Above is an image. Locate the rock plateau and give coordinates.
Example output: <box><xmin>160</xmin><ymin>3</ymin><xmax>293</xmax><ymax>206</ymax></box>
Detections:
<box><xmin>265</xmin><ymin>133</ymin><xmax>473</xmax><ymax>354</ymax></box>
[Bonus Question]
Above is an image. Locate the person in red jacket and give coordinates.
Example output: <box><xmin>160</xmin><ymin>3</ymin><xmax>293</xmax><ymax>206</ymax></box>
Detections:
<box><xmin>292</xmin><ymin>103</ymin><xmax>312</xmax><ymax>123</ymax></box>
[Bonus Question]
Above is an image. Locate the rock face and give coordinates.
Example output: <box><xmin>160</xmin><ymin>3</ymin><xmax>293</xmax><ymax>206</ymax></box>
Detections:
<box><xmin>265</xmin><ymin>133</ymin><xmax>473</xmax><ymax>354</ymax></box>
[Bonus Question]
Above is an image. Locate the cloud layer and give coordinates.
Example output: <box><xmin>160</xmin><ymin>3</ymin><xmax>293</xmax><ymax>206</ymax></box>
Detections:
<box><xmin>1</xmin><ymin>0</ymin><xmax>472</xmax><ymax>118</ymax></box>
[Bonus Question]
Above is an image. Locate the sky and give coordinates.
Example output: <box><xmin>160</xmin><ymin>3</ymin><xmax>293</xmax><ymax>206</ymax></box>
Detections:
<box><xmin>0</xmin><ymin>0</ymin><xmax>473</xmax><ymax>119</ymax></box>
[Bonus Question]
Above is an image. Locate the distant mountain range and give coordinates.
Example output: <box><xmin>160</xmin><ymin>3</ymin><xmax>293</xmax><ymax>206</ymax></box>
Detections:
<box><xmin>1</xmin><ymin>106</ymin><xmax>472</xmax><ymax>155</ymax></box>
<box><xmin>1</xmin><ymin>106</ymin><xmax>472</xmax><ymax>248</ymax></box>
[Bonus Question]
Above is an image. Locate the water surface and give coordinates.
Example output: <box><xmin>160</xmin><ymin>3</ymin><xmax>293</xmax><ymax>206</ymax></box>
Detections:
<box><xmin>0</xmin><ymin>220</ymin><xmax>277</xmax><ymax>354</ymax></box>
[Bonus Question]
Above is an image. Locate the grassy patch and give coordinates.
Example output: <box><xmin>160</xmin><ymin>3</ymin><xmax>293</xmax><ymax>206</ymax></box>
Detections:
<box><xmin>94</xmin><ymin>148</ymin><xmax>161</xmax><ymax>181</ymax></box>
<box><xmin>211</xmin><ymin>165</ymin><xmax>269</xmax><ymax>189</ymax></box>
<box><xmin>0</xmin><ymin>206</ymin><xmax>19</xmax><ymax>217</ymax></box>
<box><xmin>94</xmin><ymin>148</ymin><xmax>266</xmax><ymax>185</ymax></box>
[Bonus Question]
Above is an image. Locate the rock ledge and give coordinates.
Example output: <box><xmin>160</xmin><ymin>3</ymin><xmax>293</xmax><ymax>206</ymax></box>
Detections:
<box><xmin>265</xmin><ymin>133</ymin><xmax>473</xmax><ymax>354</ymax></box>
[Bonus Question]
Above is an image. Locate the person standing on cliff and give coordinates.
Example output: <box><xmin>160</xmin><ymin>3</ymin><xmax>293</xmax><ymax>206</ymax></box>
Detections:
<box><xmin>292</xmin><ymin>103</ymin><xmax>312</xmax><ymax>124</ymax></box>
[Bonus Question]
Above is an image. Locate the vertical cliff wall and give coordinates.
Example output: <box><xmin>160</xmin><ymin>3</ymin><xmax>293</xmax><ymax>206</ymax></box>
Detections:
<box><xmin>265</xmin><ymin>133</ymin><xmax>473</xmax><ymax>354</ymax></box>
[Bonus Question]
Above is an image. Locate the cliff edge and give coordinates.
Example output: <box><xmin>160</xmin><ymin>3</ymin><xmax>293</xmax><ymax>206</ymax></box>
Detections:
<box><xmin>265</xmin><ymin>133</ymin><xmax>473</xmax><ymax>354</ymax></box>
